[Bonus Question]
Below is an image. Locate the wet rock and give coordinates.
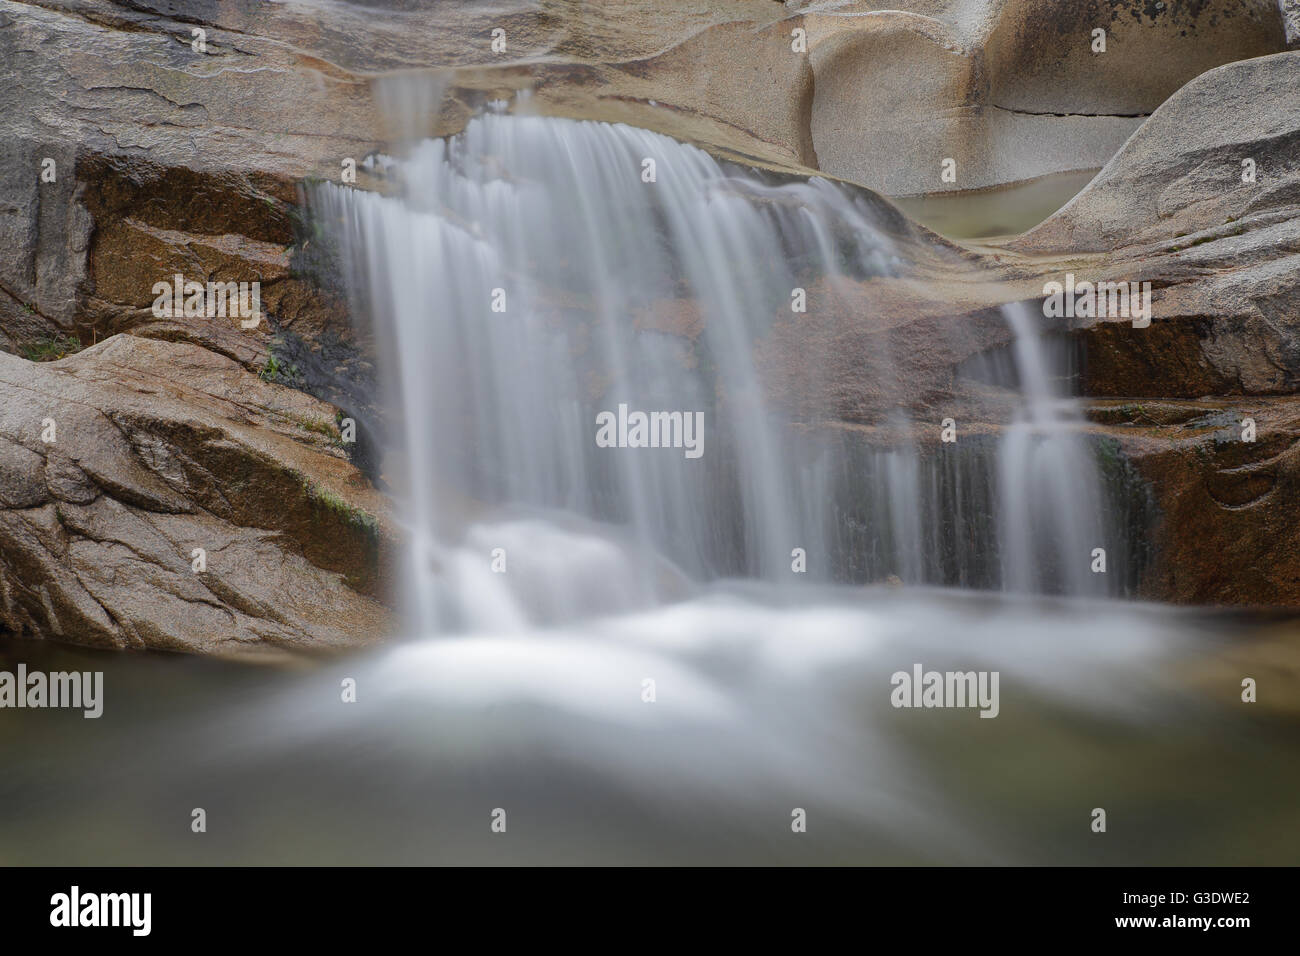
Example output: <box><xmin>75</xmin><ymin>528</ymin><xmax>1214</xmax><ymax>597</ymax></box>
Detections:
<box><xmin>0</xmin><ymin>335</ymin><xmax>396</xmax><ymax>658</ymax></box>
<box><xmin>1088</xmin><ymin>398</ymin><xmax>1300</xmax><ymax>605</ymax></box>
<box><xmin>1</xmin><ymin>0</ymin><xmax>1299</xmax><ymax>639</ymax></box>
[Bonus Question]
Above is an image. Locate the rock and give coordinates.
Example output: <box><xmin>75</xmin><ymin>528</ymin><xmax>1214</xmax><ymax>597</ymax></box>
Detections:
<box><xmin>799</xmin><ymin>5</ymin><xmax>1136</xmax><ymax>197</ymax></box>
<box><xmin>799</xmin><ymin>0</ymin><xmax>1288</xmax><ymax>196</ymax></box>
<box><xmin>0</xmin><ymin>0</ymin><xmax>370</xmax><ymax>364</ymax></box>
<box><xmin>1088</xmin><ymin>398</ymin><xmax>1300</xmax><ymax>605</ymax></box>
<box><xmin>805</xmin><ymin>11</ymin><xmax>982</xmax><ymax>196</ymax></box>
<box><xmin>0</xmin><ymin>0</ymin><xmax>1287</xmax><ymax>374</ymax></box>
<box><xmin>801</xmin><ymin>39</ymin><xmax>1300</xmax><ymax>605</ymax></box>
<box><xmin>1013</xmin><ymin>50</ymin><xmax>1300</xmax><ymax>253</ymax></box>
<box><xmin>961</xmin><ymin>53</ymin><xmax>1300</xmax><ymax>422</ymax></box>
<box><xmin>985</xmin><ymin>0</ymin><xmax>1286</xmax><ymax>116</ymax></box>
<box><xmin>4</xmin><ymin>0</ymin><xmax>1288</xmax><ymax>311</ymax></box>
<box><xmin>1076</xmin><ymin>227</ymin><xmax>1300</xmax><ymax>399</ymax></box>
<box><xmin>1283</xmin><ymin>0</ymin><xmax>1300</xmax><ymax>46</ymax></box>
<box><xmin>1</xmin><ymin>0</ymin><xmax>1299</xmax><ymax>638</ymax></box>
<box><xmin>755</xmin><ymin>274</ymin><xmax>1020</xmax><ymax>424</ymax></box>
<box><xmin>0</xmin><ymin>335</ymin><xmax>395</xmax><ymax>659</ymax></box>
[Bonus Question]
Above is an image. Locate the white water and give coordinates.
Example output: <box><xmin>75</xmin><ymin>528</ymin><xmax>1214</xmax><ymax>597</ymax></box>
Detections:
<box><xmin>313</xmin><ymin>112</ymin><xmax>1119</xmax><ymax>630</ymax></box>
<box><xmin>14</xmin><ymin>586</ymin><xmax>1294</xmax><ymax>865</ymax></box>
<box><xmin>6</xmin><ymin>113</ymin><xmax>1293</xmax><ymax>868</ymax></box>
<box><xmin>263</xmin><ymin>112</ymin><xmax>1191</xmax><ymax>863</ymax></box>
<box><xmin>997</xmin><ymin>301</ymin><xmax>1107</xmax><ymax>595</ymax></box>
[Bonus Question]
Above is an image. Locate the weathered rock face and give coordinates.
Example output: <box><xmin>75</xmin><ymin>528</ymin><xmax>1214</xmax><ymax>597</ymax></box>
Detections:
<box><xmin>754</xmin><ymin>274</ymin><xmax>1020</xmax><ymax>425</ymax></box>
<box><xmin>1088</xmin><ymin>398</ymin><xmax>1300</xmax><ymax>605</ymax></box>
<box><xmin>0</xmin><ymin>0</ymin><xmax>377</xmax><ymax>370</ymax></box>
<box><xmin>986</xmin><ymin>0</ymin><xmax>1285</xmax><ymax>116</ymax></box>
<box><xmin>1281</xmin><ymin>0</ymin><xmax>1300</xmax><ymax>45</ymax></box>
<box><xmin>801</xmin><ymin>0</ymin><xmax>1288</xmax><ymax>196</ymax></box>
<box><xmin>961</xmin><ymin>47</ymin><xmax>1300</xmax><ymax>606</ymax></box>
<box><xmin>1</xmin><ymin>0</ymin><xmax>1299</xmax><ymax>651</ymax></box>
<box><xmin>0</xmin><ymin>0</ymin><xmax>1290</xmax><ymax>367</ymax></box>
<box><xmin>1013</xmin><ymin>50</ymin><xmax>1300</xmax><ymax>254</ymax></box>
<box><xmin>956</xmin><ymin>50</ymin><xmax>1300</xmax><ymax>408</ymax></box>
<box><xmin>0</xmin><ymin>335</ymin><xmax>396</xmax><ymax>659</ymax></box>
<box><xmin>1077</xmin><ymin>233</ymin><xmax>1300</xmax><ymax>401</ymax></box>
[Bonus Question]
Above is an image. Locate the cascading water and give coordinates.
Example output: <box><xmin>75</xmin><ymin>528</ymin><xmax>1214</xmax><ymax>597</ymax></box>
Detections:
<box><xmin>312</xmin><ymin>111</ymin><xmax>1121</xmax><ymax>628</ymax></box>
<box><xmin>8</xmin><ymin>111</ymin><xmax>1293</xmax><ymax>869</ymax></box>
<box><xmin>315</xmin><ymin>111</ymin><xmax>885</xmax><ymax>629</ymax></box>
<box><xmin>996</xmin><ymin>302</ymin><xmax>1107</xmax><ymax>595</ymax></box>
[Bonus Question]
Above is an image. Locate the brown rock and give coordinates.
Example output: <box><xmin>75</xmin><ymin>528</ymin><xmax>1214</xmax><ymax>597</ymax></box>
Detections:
<box><xmin>1090</xmin><ymin>398</ymin><xmax>1300</xmax><ymax>604</ymax></box>
<box><xmin>0</xmin><ymin>335</ymin><xmax>396</xmax><ymax>659</ymax></box>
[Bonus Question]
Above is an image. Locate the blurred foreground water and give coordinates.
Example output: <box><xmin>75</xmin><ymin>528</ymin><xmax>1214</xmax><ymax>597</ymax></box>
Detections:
<box><xmin>3</xmin><ymin>587</ymin><xmax>1297</xmax><ymax>865</ymax></box>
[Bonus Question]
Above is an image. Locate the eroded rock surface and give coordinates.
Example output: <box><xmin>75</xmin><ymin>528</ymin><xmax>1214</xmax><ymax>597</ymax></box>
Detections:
<box><xmin>0</xmin><ymin>335</ymin><xmax>395</xmax><ymax>658</ymax></box>
<box><xmin>1</xmin><ymin>0</ymin><xmax>1299</xmax><ymax>649</ymax></box>
<box><xmin>1088</xmin><ymin>397</ymin><xmax>1300</xmax><ymax>605</ymax></box>
<box><xmin>1014</xmin><ymin>51</ymin><xmax>1300</xmax><ymax>254</ymax></box>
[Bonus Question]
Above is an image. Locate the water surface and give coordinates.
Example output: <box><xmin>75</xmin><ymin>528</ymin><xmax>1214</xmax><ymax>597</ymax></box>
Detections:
<box><xmin>3</xmin><ymin>591</ymin><xmax>1296</xmax><ymax>865</ymax></box>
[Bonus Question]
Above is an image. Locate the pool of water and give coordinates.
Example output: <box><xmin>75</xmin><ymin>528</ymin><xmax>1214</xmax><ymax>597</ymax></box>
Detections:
<box><xmin>894</xmin><ymin>171</ymin><xmax>1099</xmax><ymax>240</ymax></box>
<box><xmin>3</xmin><ymin>586</ymin><xmax>1297</xmax><ymax>865</ymax></box>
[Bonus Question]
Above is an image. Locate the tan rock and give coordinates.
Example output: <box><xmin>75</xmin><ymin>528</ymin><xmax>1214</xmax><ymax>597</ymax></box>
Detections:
<box><xmin>1013</xmin><ymin>50</ymin><xmax>1300</xmax><ymax>253</ymax></box>
<box><xmin>0</xmin><ymin>335</ymin><xmax>395</xmax><ymax>659</ymax></box>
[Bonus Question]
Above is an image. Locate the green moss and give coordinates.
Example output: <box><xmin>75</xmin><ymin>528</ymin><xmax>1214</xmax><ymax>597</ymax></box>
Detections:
<box><xmin>287</xmin><ymin>412</ymin><xmax>341</xmax><ymax>445</ymax></box>
<box><xmin>302</xmin><ymin>478</ymin><xmax>380</xmax><ymax>539</ymax></box>
<box><xmin>21</xmin><ymin>334</ymin><xmax>81</xmax><ymax>362</ymax></box>
<box><xmin>1093</xmin><ymin>435</ymin><xmax>1122</xmax><ymax>472</ymax></box>
<box><xmin>259</xmin><ymin>352</ymin><xmax>304</xmax><ymax>387</ymax></box>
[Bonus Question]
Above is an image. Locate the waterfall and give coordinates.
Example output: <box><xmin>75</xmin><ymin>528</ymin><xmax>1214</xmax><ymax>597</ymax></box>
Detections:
<box><xmin>310</xmin><ymin>112</ymin><xmax>1125</xmax><ymax>632</ymax></box>
<box><xmin>997</xmin><ymin>301</ymin><xmax>1107</xmax><ymax>595</ymax></box>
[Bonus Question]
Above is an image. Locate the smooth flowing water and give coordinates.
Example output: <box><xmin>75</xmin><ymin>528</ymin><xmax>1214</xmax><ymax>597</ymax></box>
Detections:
<box><xmin>2</xmin><ymin>595</ymin><xmax>1298</xmax><ymax>865</ymax></box>
<box><xmin>4</xmin><ymin>113</ymin><xmax>1295</xmax><ymax>866</ymax></box>
<box><xmin>312</xmin><ymin>112</ymin><xmax>1119</xmax><ymax>622</ymax></box>
<box><xmin>996</xmin><ymin>301</ymin><xmax>1106</xmax><ymax>595</ymax></box>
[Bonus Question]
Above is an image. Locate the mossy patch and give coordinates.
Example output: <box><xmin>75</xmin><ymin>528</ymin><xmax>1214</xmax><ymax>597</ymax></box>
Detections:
<box><xmin>286</xmin><ymin>412</ymin><xmax>343</xmax><ymax>446</ymax></box>
<box><xmin>21</xmin><ymin>334</ymin><xmax>82</xmax><ymax>362</ymax></box>
<box><xmin>301</xmin><ymin>478</ymin><xmax>379</xmax><ymax>540</ymax></box>
<box><xmin>259</xmin><ymin>349</ymin><xmax>305</xmax><ymax>388</ymax></box>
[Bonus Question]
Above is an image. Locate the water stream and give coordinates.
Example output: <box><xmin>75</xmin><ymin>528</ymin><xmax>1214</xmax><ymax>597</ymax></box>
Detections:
<box><xmin>312</xmin><ymin>112</ymin><xmax>1119</xmax><ymax>623</ymax></box>
<box><xmin>3</xmin><ymin>113</ymin><xmax>1295</xmax><ymax>865</ymax></box>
